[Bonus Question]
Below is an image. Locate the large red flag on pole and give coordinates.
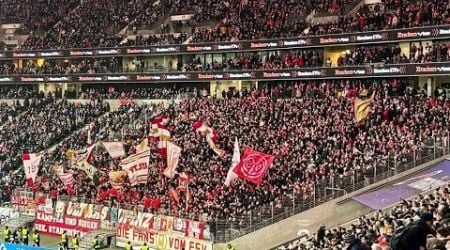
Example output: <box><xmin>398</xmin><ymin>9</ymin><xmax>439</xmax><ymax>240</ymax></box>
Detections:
<box><xmin>232</xmin><ymin>148</ymin><xmax>274</xmax><ymax>184</ymax></box>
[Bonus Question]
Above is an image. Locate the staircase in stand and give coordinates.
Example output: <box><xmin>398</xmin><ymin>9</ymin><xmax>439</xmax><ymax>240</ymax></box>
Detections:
<box><xmin>79</xmin><ymin>229</ymin><xmax>116</xmax><ymax>250</ymax></box>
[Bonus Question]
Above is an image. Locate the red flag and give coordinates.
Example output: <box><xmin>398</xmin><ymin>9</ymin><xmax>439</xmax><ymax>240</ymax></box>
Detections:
<box><xmin>233</xmin><ymin>148</ymin><xmax>275</xmax><ymax>184</ymax></box>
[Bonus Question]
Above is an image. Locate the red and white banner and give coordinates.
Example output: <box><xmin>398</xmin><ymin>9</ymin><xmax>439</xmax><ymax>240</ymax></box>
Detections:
<box><xmin>12</xmin><ymin>190</ymin><xmax>39</xmax><ymax>216</ymax></box>
<box><xmin>164</xmin><ymin>142</ymin><xmax>181</xmax><ymax>178</ymax></box>
<box><xmin>224</xmin><ymin>138</ymin><xmax>240</xmax><ymax>186</ymax></box>
<box><xmin>192</xmin><ymin>121</ymin><xmax>225</xmax><ymax>156</ymax></box>
<box><xmin>22</xmin><ymin>153</ymin><xmax>42</xmax><ymax>183</ymax></box>
<box><xmin>73</xmin><ymin>144</ymin><xmax>96</xmax><ymax>178</ymax></box>
<box><xmin>177</xmin><ymin>172</ymin><xmax>191</xmax><ymax>192</ymax></box>
<box><xmin>102</xmin><ymin>142</ymin><xmax>126</xmax><ymax>159</ymax></box>
<box><xmin>115</xmin><ymin>209</ymin><xmax>212</xmax><ymax>250</ymax></box>
<box><xmin>120</xmin><ymin>150</ymin><xmax>150</xmax><ymax>185</ymax></box>
<box><xmin>34</xmin><ymin>201</ymin><xmax>110</xmax><ymax>237</ymax></box>
<box><xmin>58</xmin><ymin>173</ymin><xmax>74</xmax><ymax>189</ymax></box>
<box><xmin>233</xmin><ymin>148</ymin><xmax>275</xmax><ymax>184</ymax></box>
<box><xmin>150</xmin><ymin>115</ymin><xmax>171</xmax><ymax>155</ymax></box>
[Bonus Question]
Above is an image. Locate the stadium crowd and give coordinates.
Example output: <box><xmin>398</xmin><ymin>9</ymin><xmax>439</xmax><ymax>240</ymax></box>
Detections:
<box><xmin>303</xmin><ymin>0</ymin><xmax>450</xmax><ymax>36</ymax></box>
<box><xmin>128</xmin><ymin>0</ymin><xmax>172</xmax><ymax>31</ymax></box>
<box><xmin>190</xmin><ymin>0</ymin><xmax>310</xmax><ymax>43</ymax></box>
<box><xmin>0</xmin><ymin>0</ymin><xmax>79</xmax><ymax>31</ymax></box>
<box><xmin>74</xmin><ymin>86</ymin><xmax>194</xmax><ymax>99</ymax></box>
<box><xmin>279</xmin><ymin>184</ymin><xmax>450</xmax><ymax>249</ymax></box>
<box><xmin>0</xmin><ymin>58</ymin><xmax>123</xmax><ymax>75</ymax></box>
<box><xmin>3</xmin><ymin>41</ymin><xmax>450</xmax><ymax>76</ymax></box>
<box><xmin>1</xmin><ymin>0</ymin><xmax>447</xmax><ymax>49</ymax></box>
<box><xmin>121</xmin><ymin>33</ymin><xmax>187</xmax><ymax>47</ymax></box>
<box><xmin>337</xmin><ymin>42</ymin><xmax>450</xmax><ymax>66</ymax></box>
<box><xmin>0</xmin><ymin>79</ymin><xmax>447</xmax><ymax>229</ymax></box>
<box><xmin>20</xmin><ymin>0</ymin><xmax>155</xmax><ymax>49</ymax></box>
<box><xmin>0</xmin><ymin>86</ymin><xmax>40</xmax><ymax>99</ymax></box>
<box><xmin>0</xmin><ymin>96</ymin><xmax>109</xmax><ymax>184</ymax></box>
<box><xmin>182</xmin><ymin>50</ymin><xmax>324</xmax><ymax>71</ymax></box>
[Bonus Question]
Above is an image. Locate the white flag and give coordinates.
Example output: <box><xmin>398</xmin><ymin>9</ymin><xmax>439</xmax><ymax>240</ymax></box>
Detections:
<box><xmin>224</xmin><ymin>138</ymin><xmax>240</xmax><ymax>186</ymax></box>
<box><xmin>164</xmin><ymin>141</ymin><xmax>181</xmax><ymax>178</ymax></box>
<box><xmin>102</xmin><ymin>142</ymin><xmax>126</xmax><ymax>158</ymax></box>
<box><xmin>22</xmin><ymin>153</ymin><xmax>42</xmax><ymax>182</ymax></box>
<box><xmin>74</xmin><ymin>160</ymin><xmax>96</xmax><ymax>179</ymax></box>
<box><xmin>135</xmin><ymin>138</ymin><xmax>150</xmax><ymax>154</ymax></box>
<box><xmin>120</xmin><ymin>150</ymin><xmax>150</xmax><ymax>185</ymax></box>
<box><xmin>73</xmin><ymin>144</ymin><xmax>96</xmax><ymax>178</ymax></box>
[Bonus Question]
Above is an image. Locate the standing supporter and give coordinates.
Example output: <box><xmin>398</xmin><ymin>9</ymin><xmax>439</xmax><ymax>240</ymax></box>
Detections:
<box><xmin>398</xmin><ymin>213</ymin><xmax>435</xmax><ymax>250</ymax></box>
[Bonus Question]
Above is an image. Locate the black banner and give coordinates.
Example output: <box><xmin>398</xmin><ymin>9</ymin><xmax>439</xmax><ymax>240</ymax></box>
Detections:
<box><xmin>0</xmin><ymin>62</ymin><xmax>449</xmax><ymax>84</ymax></box>
<box><xmin>1</xmin><ymin>25</ymin><xmax>450</xmax><ymax>60</ymax></box>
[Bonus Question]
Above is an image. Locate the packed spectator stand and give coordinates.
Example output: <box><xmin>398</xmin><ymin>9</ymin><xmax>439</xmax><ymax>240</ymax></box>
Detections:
<box><xmin>0</xmin><ymin>0</ymin><xmax>449</xmax><ymax>247</ymax></box>
<box><xmin>0</xmin><ymin>0</ymin><xmax>79</xmax><ymax>31</ymax></box>
<box><xmin>277</xmin><ymin>183</ymin><xmax>450</xmax><ymax>250</ymax></box>
<box><xmin>4</xmin><ymin>42</ymin><xmax>450</xmax><ymax>75</ymax></box>
<box><xmin>0</xmin><ymin>96</ymin><xmax>109</xmax><ymax>178</ymax></box>
<box><xmin>0</xmin><ymin>0</ymin><xmax>445</xmax><ymax>49</ymax></box>
<box><xmin>20</xmin><ymin>0</ymin><xmax>156</xmax><ymax>49</ymax></box>
<box><xmin>0</xmin><ymin>80</ymin><xmax>448</xmax><ymax>242</ymax></box>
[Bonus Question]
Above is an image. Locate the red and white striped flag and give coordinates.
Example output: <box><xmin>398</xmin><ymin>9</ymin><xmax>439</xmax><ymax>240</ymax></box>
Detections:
<box><xmin>193</xmin><ymin>121</ymin><xmax>225</xmax><ymax>156</ymax></box>
<box><xmin>149</xmin><ymin>115</ymin><xmax>171</xmax><ymax>156</ymax></box>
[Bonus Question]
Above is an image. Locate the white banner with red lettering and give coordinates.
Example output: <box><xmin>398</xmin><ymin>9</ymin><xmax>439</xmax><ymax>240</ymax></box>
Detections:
<box><xmin>116</xmin><ymin>209</ymin><xmax>212</xmax><ymax>250</ymax></box>
<box><xmin>12</xmin><ymin>190</ymin><xmax>40</xmax><ymax>216</ymax></box>
<box><xmin>22</xmin><ymin>153</ymin><xmax>42</xmax><ymax>182</ymax></box>
<box><xmin>120</xmin><ymin>150</ymin><xmax>150</xmax><ymax>185</ymax></box>
<box><xmin>34</xmin><ymin>201</ymin><xmax>111</xmax><ymax>237</ymax></box>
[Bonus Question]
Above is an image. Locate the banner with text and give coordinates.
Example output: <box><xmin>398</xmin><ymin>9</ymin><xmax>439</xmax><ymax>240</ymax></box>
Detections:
<box><xmin>115</xmin><ymin>208</ymin><xmax>212</xmax><ymax>249</ymax></box>
<box><xmin>34</xmin><ymin>201</ymin><xmax>111</xmax><ymax>237</ymax></box>
<box><xmin>11</xmin><ymin>190</ymin><xmax>39</xmax><ymax>216</ymax></box>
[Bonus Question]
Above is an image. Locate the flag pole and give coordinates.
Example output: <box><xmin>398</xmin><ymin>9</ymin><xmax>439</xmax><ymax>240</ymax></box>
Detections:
<box><xmin>185</xmin><ymin>181</ymin><xmax>189</xmax><ymax>212</ymax></box>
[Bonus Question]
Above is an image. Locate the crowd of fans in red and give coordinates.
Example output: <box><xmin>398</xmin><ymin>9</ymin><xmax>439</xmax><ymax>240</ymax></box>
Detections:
<box><xmin>0</xmin><ymin>80</ymin><xmax>448</xmax><ymax>230</ymax></box>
